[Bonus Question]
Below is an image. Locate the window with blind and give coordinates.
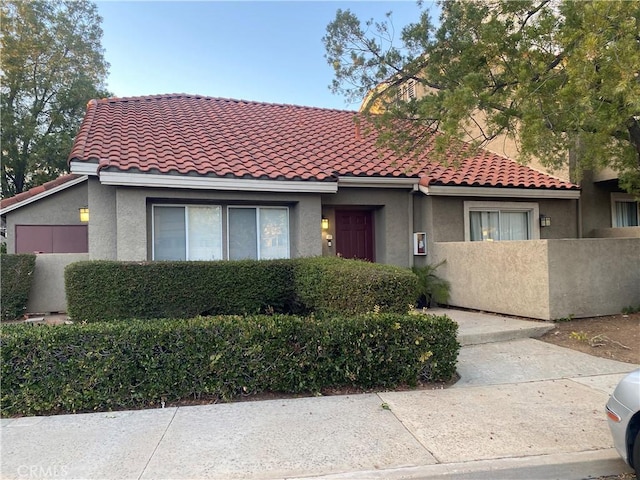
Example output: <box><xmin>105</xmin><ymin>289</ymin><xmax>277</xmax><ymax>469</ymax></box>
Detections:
<box><xmin>464</xmin><ymin>201</ymin><xmax>540</xmax><ymax>242</ymax></box>
<box><xmin>611</xmin><ymin>194</ymin><xmax>639</xmax><ymax>227</ymax></box>
<box><xmin>152</xmin><ymin>205</ymin><xmax>289</xmax><ymax>261</ymax></box>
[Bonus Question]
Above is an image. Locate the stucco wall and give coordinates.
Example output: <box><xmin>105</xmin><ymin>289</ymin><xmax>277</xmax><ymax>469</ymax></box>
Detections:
<box><xmin>431</xmin><ymin>240</ymin><xmax>552</xmax><ymax>320</ymax></box>
<box><xmin>592</xmin><ymin>227</ymin><xmax>640</xmax><ymax>238</ymax></box>
<box><xmin>90</xmin><ymin>185</ymin><xmax>323</xmax><ymax>261</ymax></box>
<box><xmin>580</xmin><ymin>172</ymin><xmax>616</xmax><ymax>236</ymax></box>
<box><xmin>431</xmin><ymin>238</ymin><xmax>640</xmax><ymax>320</ymax></box>
<box><xmin>26</xmin><ymin>253</ymin><xmax>89</xmax><ymax>314</ymax></box>
<box><xmin>5</xmin><ymin>182</ymin><xmax>88</xmax><ymax>254</ymax></box>
<box><xmin>88</xmin><ymin>178</ymin><xmax>117</xmax><ymax>260</ymax></box>
<box><xmin>547</xmin><ymin>238</ymin><xmax>640</xmax><ymax>319</ymax></box>
<box><xmin>427</xmin><ymin>196</ymin><xmax>579</xmax><ymax>243</ymax></box>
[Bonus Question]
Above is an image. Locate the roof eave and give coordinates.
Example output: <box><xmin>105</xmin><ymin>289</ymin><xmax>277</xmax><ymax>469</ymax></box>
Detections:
<box><xmin>98</xmin><ymin>171</ymin><xmax>339</xmax><ymax>193</ymax></box>
<box><xmin>70</xmin><ymin>160</ymin><xmax>99</xmax><ymax>176</ymax></box>
<box><xmin>0</xmin><ymin>175</ymin><xmax>89</xmax><ymax>215</ymax></box>
<box><xmin>419</xmin><ymin>184</ymin><xmax>581</xmax><ymax>200</ymax></box>
<box><xmin>337</xmin><ymin>176</ymin><xmax>418</xmax><ymax>188</ymax></box>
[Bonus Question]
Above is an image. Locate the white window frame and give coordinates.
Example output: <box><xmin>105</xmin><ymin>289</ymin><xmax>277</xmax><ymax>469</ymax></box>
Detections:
<box><xmin>463</xmin><ymin>201</ymin><xmax>540</xmax><ymax>242</ymax></box>
<box><xmin>407</xmin><ymin>79</ymin><xmax>416</xmax><ymax>99</ymax></box>
<box><xmin>611</xmin><ymin>193</ymin><xmax>640</xmax><ymax>227</ymax></box>
<box><xmin>152</xmin><ymin>204</ymin><xmax>223</xmax><ymax>261</ymax></box>
<box><xmin>227</xmin><ymin>206</ymin><xmax>290</xmax><ymax>260</ymax></box>
<box><xmin>152</xmin><ymin>204</ymin><xmax>291</xmax><ymax>261</ymax></box>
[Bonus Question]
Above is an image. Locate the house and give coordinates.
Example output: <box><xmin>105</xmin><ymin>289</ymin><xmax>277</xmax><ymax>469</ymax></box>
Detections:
<box><xmin>2</xmin><ymin>94</ymin><xmax>638</xmax><ymax>319</ymax></box>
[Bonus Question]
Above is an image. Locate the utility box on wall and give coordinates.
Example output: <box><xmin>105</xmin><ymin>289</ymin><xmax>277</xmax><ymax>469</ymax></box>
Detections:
<box><xmin>413</xmin><ymin>232</ymin><xmax>427</xmax><ymax>255</ymax></box>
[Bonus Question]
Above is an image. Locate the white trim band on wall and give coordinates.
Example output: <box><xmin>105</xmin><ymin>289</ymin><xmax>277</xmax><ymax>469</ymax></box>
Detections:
<box><xmin>419</xmin><ymin>185</ymin><xmax>581</xmax><ymax>199</ymax></box>
<box><xmin>98</xmin><ymin>171</ymin><xmax>339</xmax><ymax>193</ymax></box>
<box><xmin>338</xmin><ymin>176</ymin><xmax>418</xmax><ymax>188</ymax></box>
<box><xmin>69</xmin><ymin>161</ymin><xmax>99</xmax><ymax>176</ymax></box>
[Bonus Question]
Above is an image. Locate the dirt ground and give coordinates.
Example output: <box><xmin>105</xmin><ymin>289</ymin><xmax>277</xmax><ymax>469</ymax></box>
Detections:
<box><xmin>539</xmin><ymin>312</ymin><xmax>640</xmax><ymax>365</ymax></box>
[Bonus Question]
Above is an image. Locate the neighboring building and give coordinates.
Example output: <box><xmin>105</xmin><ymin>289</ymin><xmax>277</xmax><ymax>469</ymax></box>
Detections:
<box><xmin>1</xmin><ymin>94</ymin><xmax>638</xmax><ymax>319</ymax></box>
<box><xmin>362</xmin><ymin>80</ymin><xmax>640</xmax><ymax>238</ymax></box>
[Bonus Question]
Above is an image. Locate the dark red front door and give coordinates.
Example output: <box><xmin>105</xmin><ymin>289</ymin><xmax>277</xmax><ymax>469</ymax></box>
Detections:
<box><xmin>335</xmin><ymin>210</ymin><xmax>374</xmax><ymax>261</ymax></box>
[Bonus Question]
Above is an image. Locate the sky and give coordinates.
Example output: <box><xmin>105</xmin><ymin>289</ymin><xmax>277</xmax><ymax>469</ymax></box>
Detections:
<box><xmin>95</xmin><ymin>1</ymin><xmax>438</xmax><ymax>111</ymax></box>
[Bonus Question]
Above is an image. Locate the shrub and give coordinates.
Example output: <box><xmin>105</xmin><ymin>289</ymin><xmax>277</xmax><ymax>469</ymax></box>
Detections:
<box><xmin>1</xmin><ymin>254</ymin><xmax>36</xmax><ymax>321</ymax></box>
<box><xmin>65</xmin><ymin>260</ymin><xmax>296</xmax><ymax>322</ymax></box>
<box><xmin>292</xmin><ymin>257</ymin><xmax>419</xmax><ymax>316</ymax></box>
<box><xmin>0</xmin><ymin>313</ymin><xmax>459</xmax><ymax>417</ymax></box>
<box><xmin>412</xmin><ymin>261</ymin><xmax>451</xmax><ymax>308</ymax></box>
<box><xmin>65</xmin><ymin>258</ymin><xmax>418</xmax><ymax>322</ymax></box>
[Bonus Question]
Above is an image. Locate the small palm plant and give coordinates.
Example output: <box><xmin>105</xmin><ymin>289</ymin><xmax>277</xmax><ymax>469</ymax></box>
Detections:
<box><xmin>412</xmin><ymin>260</ymin><xmax>451</xmax><ymax>308</ymax></box>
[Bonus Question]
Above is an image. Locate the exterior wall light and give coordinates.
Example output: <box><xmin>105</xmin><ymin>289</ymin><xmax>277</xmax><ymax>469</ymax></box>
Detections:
<box><xmin>540</xmin><ymin>215</ymin><xmax>551</xmax><ymax>227</ymax></box>
<box><xmin>79</xmin><ymin>207</ymin><xmax>90</xmax><ymax>222</ymax></box>
<box><xmin>321</xmin><ymin>217</ymin><xmax>329</xmax><ymax>230</ymax></box>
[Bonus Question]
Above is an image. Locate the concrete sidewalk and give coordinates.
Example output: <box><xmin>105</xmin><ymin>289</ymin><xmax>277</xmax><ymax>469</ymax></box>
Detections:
<box><xmin>2</xmin><ymin>309</ymin><xmax>637</xmax><ymax>480</ymax></box>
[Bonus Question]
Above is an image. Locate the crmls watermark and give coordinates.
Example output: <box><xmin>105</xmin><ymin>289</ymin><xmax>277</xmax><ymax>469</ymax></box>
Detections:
<box><xmin>17</xmin><ymin>464</ymin><xmax>69</xmax><ymax>478</ymax></box>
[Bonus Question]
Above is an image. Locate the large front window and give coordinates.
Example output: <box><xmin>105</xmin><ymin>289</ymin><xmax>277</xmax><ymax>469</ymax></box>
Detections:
<box><xmin>228</xmin><ymin>207</ymin><xmax>289</xmax><ymax>260</ymax></box>
<box><xmin>152</xmin><ymin>205</ymin><xmax>289</xmax><ymax>261</ymax></box>
<box><xmin>153</xmin><ymin>206</ymin><xmax>223</xmax><ymax>260</ymax></box>
<box><xmin>464</xmin><ymin>201</ymin><xmax>539</xmax><ymax>241</ymax></box>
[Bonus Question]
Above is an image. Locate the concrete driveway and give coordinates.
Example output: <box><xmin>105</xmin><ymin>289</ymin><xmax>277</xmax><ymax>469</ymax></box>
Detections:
<box><xmin>2</xmin><ymin>309</ymin><xmax>637</xmax><ymax>480</ymax></box>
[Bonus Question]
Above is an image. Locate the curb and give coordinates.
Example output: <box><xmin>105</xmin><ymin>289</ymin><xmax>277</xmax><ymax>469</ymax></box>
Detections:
<box><xmin>458</xmin><ymin>324</ymin><xmax>555</xmax><ymax>346</ymax></box>
<box><xmin>291</xmin><ymin>449</ymin><xmax>632</xmax><ymax>480</ymax></box>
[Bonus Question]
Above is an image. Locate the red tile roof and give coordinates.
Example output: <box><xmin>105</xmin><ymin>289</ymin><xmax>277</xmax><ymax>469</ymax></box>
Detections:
<box><xmin>0</xmin><ymin>174</ymin><xmax>84</xmax><ymax>210</ymax></box>
<box><xmin>69</xmin><ymin>94</ymin><xmax>577</xmax><ymax>190</ymax></box>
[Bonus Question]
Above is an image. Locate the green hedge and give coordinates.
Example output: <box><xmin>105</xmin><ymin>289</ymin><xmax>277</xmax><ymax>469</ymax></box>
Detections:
<box><xmin>65</xmin><ymin>260</ymin><xmax>297</xmax><ymax>321</ymax></box>
<box><xmin>1</xmin><ymin>254</ymin><xmax>36</xmax><ymax>321</ymax></box>
<box><xmin>65</xmin><ymin>258</ymin><xmax>418</xmax><ymax>322</ymax></box>
<box><xmin>1</xmin><ymin>313</ymin><xmax>459</xmax><ymax>417</ymax></box>
<box><xmin>293</xmin><ymin>257</ymin><xmax>418</xmax><ymax>316</ymax></box>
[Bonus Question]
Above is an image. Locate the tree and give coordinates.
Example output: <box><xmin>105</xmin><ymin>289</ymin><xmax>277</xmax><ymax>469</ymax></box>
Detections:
<box><xmin>324</xmin><ymin>1</ymin><xmax>640</xmax><ymax>194</ymax></box>
<box><xmin>1</xmin><ymin>0</ymin><xmax>110</xmax><ymax>197</ymax></box>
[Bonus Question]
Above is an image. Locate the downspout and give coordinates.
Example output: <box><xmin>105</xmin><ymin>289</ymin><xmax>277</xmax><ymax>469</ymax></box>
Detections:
<box><xmin>577</xmin><ymin>195</ymin><xmax>583</xmax><ymax>238</ymax></box>
<box><xmin>408</xmin><ymin>184</ymin><xmax>419</xmax><ymax>268</ymax></box>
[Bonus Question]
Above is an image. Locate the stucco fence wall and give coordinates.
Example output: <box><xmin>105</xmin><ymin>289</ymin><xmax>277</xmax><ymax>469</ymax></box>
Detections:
<box><xmin>26</xmin><ymin>253</ymin><xmax>89</xmax><ymax>314</ymax></box>
<box><xmin>431</xmin><ymin>238</ymin><xmax>640</xmax><ymax>320</ymax></box>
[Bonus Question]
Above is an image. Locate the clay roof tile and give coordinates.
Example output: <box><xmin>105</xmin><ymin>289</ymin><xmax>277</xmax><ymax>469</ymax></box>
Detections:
<box><xmin>67</xmin><ymin>94</ymin><xmax>578</xmax><ymax>191</ymax></box>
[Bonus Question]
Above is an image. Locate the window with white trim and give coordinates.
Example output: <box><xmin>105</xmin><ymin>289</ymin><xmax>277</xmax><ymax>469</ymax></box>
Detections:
<box><xmin>152</xmin><ymin>204</ymin><xmax>289</xmax><ymax>261</ymax></box>
<box><xmin>407</xmin><ymin>79</ymin><xmax>416</xmax><ymax>99</ymax></box>
<box><xmin>153</xmin><ymin>205</ymin><xmax>223</xmax><ymax>260</ymax></box>
<box><xmin>228</xmin><ymin>207</ymin><xmax>289</xmax><ymax>260</ymax></box>
<box><xmin>611</xmin><ymin>193</ymin><xmax>639</xmax><ymax>227</ymax></box>
<box><xmin>464</xmin><ymin>201</ymin><xmax>540</xmax><ymax>241</ymax></box>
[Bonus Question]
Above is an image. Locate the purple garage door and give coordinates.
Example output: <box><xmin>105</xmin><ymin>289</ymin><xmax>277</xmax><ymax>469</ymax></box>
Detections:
<box><xmin>15</xmin><ymin>225</ymin><xmax>88</xmax><ymax>253</ymax></box>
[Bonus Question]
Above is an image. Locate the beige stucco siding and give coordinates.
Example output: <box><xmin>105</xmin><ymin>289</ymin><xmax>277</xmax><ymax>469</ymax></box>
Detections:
<box><xmin>431</xmin><ymin>237</ymin><xmax>640</xmax><ymax>320</ymax></box>
<box><xmin>4</xmin><ymin>182</ymin><xmax>88</xmax><ymax>254</ymax></box>
<box><xmin>88</xmin><ymin>177</ymin><xmax>117</xmax><ymax>260</ymax></box>
<box><xmin>27</xmin><ymin>253</ymin><xmax>89</xmax><ymax>313</ymax></box>
<box><xmin>580</xmin><ymin>173</ymin><xmax>619</xmax><ymax>236</ymax></box>
<box><xmin>432</xmin><ymin>240</ymin><xmax>552</xmax><ymax>319</ymax></box>
<box><xmin>425</xmin><ymin>195</ymin><xmax>579</xmax><ymax>244</ymax></box>
<box><xmin>547</xmin><ymin>238</ymin><xmax>640</xmax><ymax>319</ymax></box>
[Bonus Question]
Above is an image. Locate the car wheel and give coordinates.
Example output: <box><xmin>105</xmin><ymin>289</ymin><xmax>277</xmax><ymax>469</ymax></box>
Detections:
<box><xmin>634</xmin><ymin>430</ymin><xmax>640</xmax><ymax>477</ymax></box>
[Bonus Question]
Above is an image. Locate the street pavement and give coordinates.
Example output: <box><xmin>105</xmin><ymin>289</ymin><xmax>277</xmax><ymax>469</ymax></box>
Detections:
<box><xmin>1</xmin><ymin>309</ymin><xmax>637</xmax><ymax>480</ymax></box>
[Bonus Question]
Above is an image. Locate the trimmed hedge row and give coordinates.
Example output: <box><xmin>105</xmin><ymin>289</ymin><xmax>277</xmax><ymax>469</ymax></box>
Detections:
<box><xmin>65</xmin><ymin>259</ymin><xmax>296</xmax><ymax>321</ymax></box>
<box><xmin>293</xmin><ymin>257</ymin><xmax>419</xmax><ymax>316</ymax></box>
<box><xmin>1</xmin><ymin>313</ymin><xmax>459</xmax><ymax>417</ymax></box>
<box><xmin>65</xmin><ymin>258</ymin><xmax>419</xmax><ymax>322</ymax></box>
<box><xmin>1</xmin><ymin>254</ymin><xmax>36</xmax><ymax>321</ymax></box>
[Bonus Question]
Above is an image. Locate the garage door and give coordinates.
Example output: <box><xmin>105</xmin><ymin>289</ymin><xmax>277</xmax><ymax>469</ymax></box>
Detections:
<box><xmin>15</xmin><ymin>225</ymin><xmax>88</xmax><ymax>253</ymax></box>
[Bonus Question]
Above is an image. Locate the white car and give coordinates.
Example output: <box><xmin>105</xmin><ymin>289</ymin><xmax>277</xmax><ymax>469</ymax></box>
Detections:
<box><xmin>606</xmin><ymin>369</ymin><xmax>640</xmax><ymax>476</ymax></box>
